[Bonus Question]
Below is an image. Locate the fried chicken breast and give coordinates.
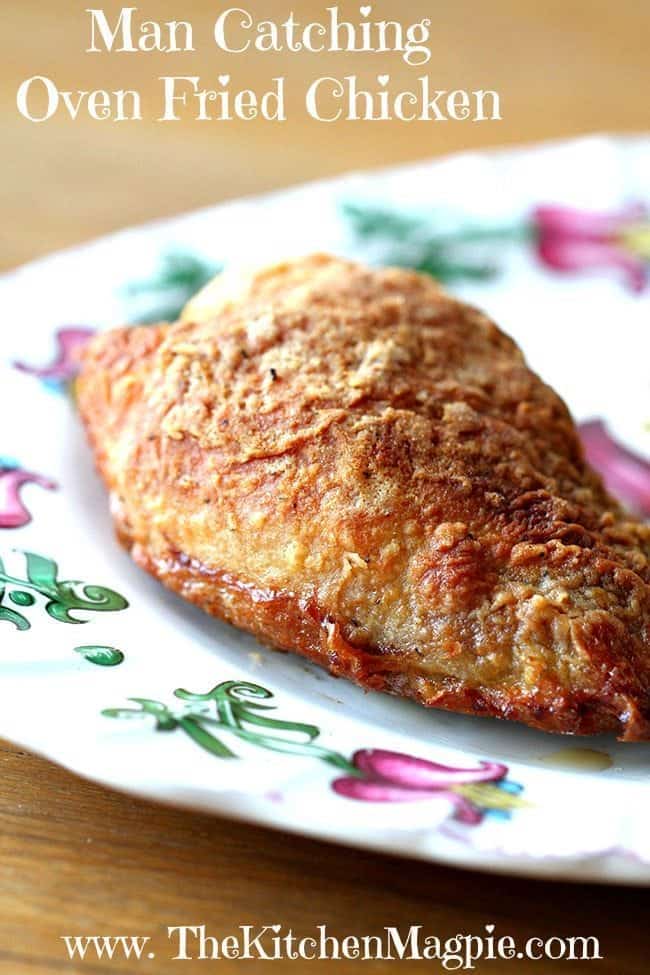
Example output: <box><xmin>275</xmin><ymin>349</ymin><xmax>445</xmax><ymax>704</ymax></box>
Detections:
<box><xmin>77</xmin><ymin>255</ymin><xmax>650</xmax><ymax>740</ymax></box>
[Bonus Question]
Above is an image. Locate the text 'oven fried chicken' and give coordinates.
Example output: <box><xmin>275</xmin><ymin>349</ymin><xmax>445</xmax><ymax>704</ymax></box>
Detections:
<box><xmin>77</xmin><ymin>255</ymin><xmax>650</xmax><ymax>740</ymax></box>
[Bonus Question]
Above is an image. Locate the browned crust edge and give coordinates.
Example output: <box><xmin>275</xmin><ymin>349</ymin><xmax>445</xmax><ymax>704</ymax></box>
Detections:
<box><xmin>122</xmin><ymin>531</ymin><xmax>643</xmax><ymax>740</ymax></box>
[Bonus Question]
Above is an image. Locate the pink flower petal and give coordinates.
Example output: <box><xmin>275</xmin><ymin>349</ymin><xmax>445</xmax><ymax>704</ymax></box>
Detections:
<box><xmin>333</xmin><ymin>777</ymin><xmax>438</xmax><ymax>801</ymax></box>
<box><xmin>580</xmin><ymin>421</ymin><xmax>650</xmax><ymax>516</ymax></box>
<box><xmin>0</xmin><ymin>469</ymin><xmax>57</xmax><ymax>529</ymax></box>
<box><xmin>332</xmin><ymin>776</ymin><xmax>484</xmax><ymax>823</ymax></box>
<box><xmin>352</xmin><ymin>749</ymin><xmax>507</xmax><ymax>789</ymax></box>
<box><xmin>536</xmin><ymin>238</ymin><xmax>647</xmax><ymax>292</ymax></box>
<box><xmin>534</xmin><ymin>203</ymin><xmax>647</xmax><ymax>240</ymax></box>
<box><xmin>448</xmin><ymin>794</ymin><xmax>484</xmax><ymax>825</ymax></box>
<box><xmin>14</xmin><ymin>327</ymin><xmax>95</xmax><ymax>382</ymax></box>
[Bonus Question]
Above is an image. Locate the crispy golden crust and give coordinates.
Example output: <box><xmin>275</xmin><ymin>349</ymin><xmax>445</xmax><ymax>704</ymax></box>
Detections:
<box><xmin>77</xmin><ymin>254</ymin><xmax>650</xmax><ymax>740</ymax></box>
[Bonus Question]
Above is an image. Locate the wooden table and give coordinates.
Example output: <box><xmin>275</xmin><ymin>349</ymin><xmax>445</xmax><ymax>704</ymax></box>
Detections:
<box><xmin>1</xmin><ymin>1</ymin><xmax>649</xmax><ymax>971</ymax></box>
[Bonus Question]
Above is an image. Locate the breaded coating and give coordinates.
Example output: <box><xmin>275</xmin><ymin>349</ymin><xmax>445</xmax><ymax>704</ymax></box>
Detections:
<box><xmin>77</xmin><ymin>255</ymin><xmax>650</xmax><ymax>739</ymax></box>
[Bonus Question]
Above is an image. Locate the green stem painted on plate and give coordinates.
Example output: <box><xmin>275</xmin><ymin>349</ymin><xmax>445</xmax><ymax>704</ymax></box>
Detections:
<box><xmin>102</xmin><ymin>680</ymin><xmax>358</xmax><ymax>773</ymax></box>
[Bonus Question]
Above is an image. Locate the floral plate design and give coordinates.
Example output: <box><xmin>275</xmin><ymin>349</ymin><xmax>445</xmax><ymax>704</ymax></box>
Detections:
<box><xmin>1</xmin><ymin>135</ymin><xmax>649</xmax><ymax>884</ymax></box>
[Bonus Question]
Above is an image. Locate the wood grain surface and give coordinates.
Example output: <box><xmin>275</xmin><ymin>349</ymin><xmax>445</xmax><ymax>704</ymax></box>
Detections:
<box><xmin>1</xmin><ymin>738</ymin><xmax>649</xmax><ymax>974</ymax></box>
<box><xmin>1</xmin><ymin>1</ymin><xmax>649</xmax><ymax>972</ymax></box>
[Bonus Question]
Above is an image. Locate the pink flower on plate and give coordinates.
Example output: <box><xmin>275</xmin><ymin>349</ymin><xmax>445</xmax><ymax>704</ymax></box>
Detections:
<box><xmin>579</xmin><ymin>420</ymin><xmax>650</xmax><ymax>517</ymax></box>
<box><xmin>332</xmin><ymin>748</ymin><xmax>515</xmax><ymax>825</ymax></box>
<box><xmin>0</xmin><ymin>462</ymin><xmax>57</xmax><ymax>529</ymax></box>
<box><xmin>533</xmin><ymin>203</ymin><xmax>650</xmax><ymax>292</ymax></box>
<box><xmin>14</xmin><ymin>327</ymin><xmax>95</xmax><ymax>388</ymax></box>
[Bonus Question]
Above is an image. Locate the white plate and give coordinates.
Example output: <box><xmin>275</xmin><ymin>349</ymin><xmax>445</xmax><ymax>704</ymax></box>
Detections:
<box><xmin>1</xmin><ymin>134</ymin><xmax>649</xmax><ymax>885</ymax></box>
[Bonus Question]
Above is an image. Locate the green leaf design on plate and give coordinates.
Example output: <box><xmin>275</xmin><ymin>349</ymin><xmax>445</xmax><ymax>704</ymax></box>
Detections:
<box><xmin>74</xmin><ymin>645</ymin><xmax>125</xmax><ymax>667</ymax></box>
<box><xmin>103</xmin><ymin>680</ymin><xmax>357</xmax><ymax>772</ymax></box>
<box><xmin>9</xmin><ymin>590</ymin><xmax>35</xmax><ymax>606</ymax></box>
<box><xmin>123</xmin><ymin>252</ymin><xmax>221</xmax><ymax>324</ymax></box>
<box><xmin>342</xmin><ymin>202</ymin><xmax>534</xmax><ymax>283</ymax></box>
<box><xmin>0</xmin><ymin>551</ymin><xmax>129</xmax><ymax>630</ymax></box>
